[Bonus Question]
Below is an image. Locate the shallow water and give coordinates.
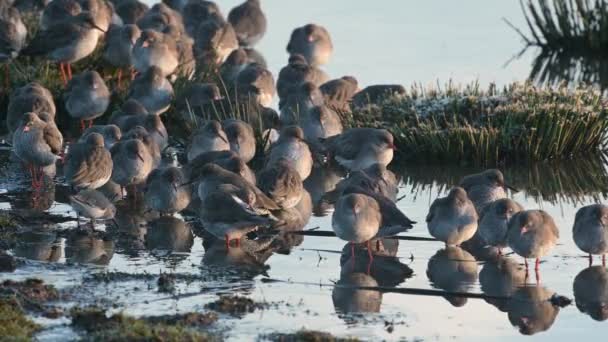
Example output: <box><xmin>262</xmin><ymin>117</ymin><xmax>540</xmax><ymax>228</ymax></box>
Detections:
<box><xmin>2</xmin><ymin>142</ymin><xmax>608</xmax><ymax>340</ymax></box>
<box><xmin>3</xmin><ymin>1</ymin><xmax>605</xmax><ymax>341</ymax></box>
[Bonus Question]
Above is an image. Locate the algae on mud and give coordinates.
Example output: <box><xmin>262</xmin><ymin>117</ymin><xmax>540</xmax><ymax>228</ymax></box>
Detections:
<box><xmin>0</xmin><ymin>298</ymin><xmax>41</xmax><ymax>341</ymax></box>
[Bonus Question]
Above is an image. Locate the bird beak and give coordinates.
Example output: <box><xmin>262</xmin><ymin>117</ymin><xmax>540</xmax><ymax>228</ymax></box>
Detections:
<box><xmin>158</xmin><ymin>130</ymin><xmax>166</xmax><ymax>138</ymax></box>
<box><xmin>93</xmin><ymin>24</ymin><xmax>106</xmax><ymax>33</ymax></box>
<box><xmin>218</xmin><ymin>134</ymin><xmax>229</xmax><ymax>144</ymax></box>
<box><xmin>23</xmin><ymin>126</ymin><xmax>30</xmax><ymax>132</ymax></box>
<box><xmin>179</xmin><ymin>181</ymin><xmax>195</xmax><ymax>188</ymax></box>
<box><xmin>136</xmin><ymin>152</ymin><xmax>145</xmax><ymax>163</ymax></box>
<box><xmin>505</xmin><ymin>184</ymin><xmax>519</xmax><ymax>193</ymax></box>
<box><xmin>172</xmin><ymin>183</ymin><xmax>178</xmax><ymax>192</ymax></box>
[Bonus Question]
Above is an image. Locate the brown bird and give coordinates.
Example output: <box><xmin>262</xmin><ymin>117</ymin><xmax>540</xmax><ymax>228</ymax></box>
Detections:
<box><xmin>64</xmin><ymin>132</ymin><xmax>113</xmax><ymax>190</ymax></box>
<box><xmin>227</xmin><ymin>0</ymin><xmax>266</xmax><ymax>47</ymax></box>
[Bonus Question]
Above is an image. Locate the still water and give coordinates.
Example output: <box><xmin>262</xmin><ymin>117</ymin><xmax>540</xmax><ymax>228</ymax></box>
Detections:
<box><xmin>2</xmin><ymin>1</ymin><xmax>605</xmax><ymax>341</ymax></box>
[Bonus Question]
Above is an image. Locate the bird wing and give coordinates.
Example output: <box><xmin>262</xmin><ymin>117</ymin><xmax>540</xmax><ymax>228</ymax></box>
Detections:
<box><xmin>43</xmin><ymin>124</ymin><xmax>63</xmax><ymax>155</ymax></box>
<box><xmin>68</xmin><ymin>148</ymin><xmax>112</xmax><ymax>187</ymax></box>
<box><xmin>22</xmin><ymin>21</ymin><xmax>81</xmax><ymax>56</ymax></box>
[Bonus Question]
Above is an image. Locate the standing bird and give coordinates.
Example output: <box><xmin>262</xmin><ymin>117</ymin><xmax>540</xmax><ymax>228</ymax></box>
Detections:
<box><xmin>40</xmin><ymin>0</ymin><xmax>82</xmax><ymax>30</ymax></box>
<box><xmin>64</xmin><ymin>132</ymin><xmax>113</xmax><ymax>190</ymax></box>
<box><xmin>122</xmin><ymin>126</ymin><xmax>162</xmax><ymax>168</ymax></box>
<box><xmin>176</xmin><ymin>82</ymin><xmax>221</xmax><ymax>120</ymax></box>
<box><xmin>573</xmin><ymin>204</ymin><xmax>608</xmax><ymax>265</ymax></box>
<box><xmin>80</xmin><ymin>124</ymin><xmax>122</xmax><ymax>149</ymax></box>
<box><xmin>235</xmin><ymin>62</ymin><xmax>275</xmax><ymax>107</ymax></box>
<box><xmin>136</xmin><ymin>2</ymin><xmax>183</xmax><ymax>34</ymax></box>
<box><xmin>507</xmin><ymin>210</ymin><xmax>559</xmax><ymax>275</ymax></box>
<box><xmin>220</xmin><ymin>48</ymin><xmax>255</xmax><ymax>86</ymax></box>
<box><xmin>301</xmin><ymin>105</ymin><xmax>343</xmax><ymax>148</ymax></box>
<box><xmin>322</xmin><ymin>163</ymin><xmax>399</xmax><ymax>204</ymax></box>
<box><xmin>132</xmin><ymin>29</ymin><xmax>179</xmax><ymax>76</ymax></box>
<box><xmin>276</xmin><ymin>54</ymin><xmax>329</xmax><ymax>102</ymax></box>
<box><xmin>127</xmin><ymin>66</ymin><xmax>174</xmax><ymax>115</ymax></box>
<box><xmin>227</xmin><ymin>0</ymin><xmax>266</xmax><ymax>47</ymax></box>
<box><xmin>194</xmin><ymin>13</ymin><xmax>238</xmax><ymax>64</ymax></box>
<box><xmin>426</xmin><ymin>187</ymin><xmax>478</xmax><ymax>246</ymax></box>
<box><xmin>333</xmin><ymin>186</ymin><xmax>415</xmax><ymax>261</ymax></box>
<box><xmin>6</xmin><ymin>82</ymin><xmax>56</xmax><ymax>133</ymax></box>
<box><xmin>223</xmin><ymin>119</ymin><xmax>256</xmax><ymax>163</ymax></box>
<box><xmin>182</xmin><ymin>0</ymin><xmax>221</xmax><ymax>37</ymax></box>
<box><xmin>268</xmin><ymin>126</ymin><xmax>313</xmax><ymax>181</ymax></box>
<box><xmin>187</xmin><ymin>120</ymin><xmax>230</xmax><ymax>162</ymax></box>
<box><xmin>321</xmin><ymin>128</ymin><xmax>395</xmax><ymax>171</ymax></box>
<box><xmin>320</xmin><ymin>76</ymin><xmax>359</xmax><ymax>113</ymax></box>
<box><xmin>258</xmin><ymin>159</ymin><xmax>303</xmax><ymax>210</ymax></box>
<box><xmin>185</xmin><ymin>150</ymin><xmax>256</xmax><ymax>186</ymax></box>
<box><xmin>115</xmin><ymin>0</ymin><xmax>148</xmax><ymax>25</ymax></box>
<box><xmin>22</xmin><ymin>13</ymin><xmax>106</xmax><ymax>86</ymax></box>
<box><xmin>64</xmin><ymin>70</ymin><xmax>110</xmax><ymax>131</ymax></box>
<box><xmin>477</xmin><ymin>198</ymin><xmax>524</xmax><ymax>254</ymax></box>
<box><xmin>70</xmin><ymin>189</ymin><xmax>116</xmax><ymax>228</ymax></box>
<box><xmin>279</xmin><ymin>81</ymin><xmax>324</xmax><ymax>126</ymax></box>
<box><xmin>459</xmin><ymin>169</ymin><xmax>518</xmax><ymax>214</ymax></box>
<box><xmin>199</xmin><ymin>185</ymin><xmax>276</xmax><ymax>246</ymax></box>
<box><xmin>114</xmin><ymin>114</ymin><xmax>167</xmax><ymax>150</ymax></box>
<box><xmin>145</xmin><ymin>166</ymin><xmax>191</xmax><ymax>215</ymax></box>
<box><xmin>110</xmin><ymin>138</ymin><xmax>154</xmax><ymax>194</ymax></box>
<box><xmin>286</xmin><ymin>23</ymin><xmax>333</xmax><ymax>66</ymax></box>
<box><xmin>102</xmin><ymin>24</ymin><xmax>141</xmax><ymax>88</ymax></box>
<box><xmin>13</xmin><ymin>113</ymin><xmax>63</xmax><ymax>189</ymax></box>
<box><xmin>0</xmin><ymin>5</ymin><xmax>27</xmax><ymax>91</ymax></box>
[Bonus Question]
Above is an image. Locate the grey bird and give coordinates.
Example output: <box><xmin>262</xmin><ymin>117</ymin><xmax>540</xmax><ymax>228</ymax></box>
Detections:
<box><xmin>573</xmin><ymin>204</ymin><xmax>608</xmax><ymax>265</ymax></box>
<box><xmin>194</xmin><ymin>163</ymin><xmax>279</xmax><ymax>211</ymax></box>
<box><xmin>235</xmin><ymin>62</ymin><xmax>275</xmax><ymax>107</ymax></box>
<box><xmin>478</xmin><ymin>198</ymin><xmax>524</xmax><ymax>253</ymax></box>
<box><xmin>320</xmin><ymin>76</ymin><xmax>359</xmax><ymax>113</ymax></box>
<box><xmin>286</xmin><ymin>23</ymin><xmax>333</xmax><ymax>66</ymax></box>
<box><xmin>122</xmin><ymin>126</ymin><xmax>162</xmax><ymax>168</ymax></box>
<box><xmin>352</xmin><ymin>85</ymin><xmax>406</xmax><ymax>110</ymax></box>
<box><xmin>127</xmin><ymin>66</ymin><xmax>174</xmax><ymax>115</ymax></box>
<box><xmin>163</xmin><ymin>23</ymin><xmax>196</xmax><ymax>78</ymax></box>
<box><xmin>258</xmin><ymin>159</ymin><xmax>303</xmax><ymax>210</ymax></box>
<box><xmin>322</xmin><ymin>163</ymin><xmax>398</xmax><ymax>205</ymax></box>
<box><xmin>109</xmin><ymin>98</ymin><xmax>150</xmax><ymax>123</ymax></box>
<box><xmin>426</xmin><ymin>187</ymin><xmax>478</xmax><ymax>246</ymax></box>
<box><xmin>182</xmin><ymin>0</ymin><xmax>222</xmax><ymax>37</ymax></box>
<box><xmin>132</xmin><ymin>29</ymin><xmax>179</xmax><ymax>76</ymax></box>
<box><xmin>220</xmin><ymin>47</ymin><xmax>255</xmax><ymax>85</ymax></box>
<box><xmin>6</xmin><ymin>82</ymin><xmax>56</xmax><ymax>133</ymax></box>
<box><xmin>80</xmin><ymin>124</ymin><xmax>122</xmax><ymax>149</ymax></box>
<box><xmin>332</xmin><ymin>186</ymin><xmax>414</xmax><ymax>257</ymax></box>
<box><xmin>22</xmin><ymin>13</ymin><xmax>106</xmax><ymax>85</ymax></box>
<box><xmin>0</xmin><ymin>4</ymin><xmax>27</xmax><ymax>85</ymax></box>
<box><xmin>176</xmin><ymin>82</ymin><xmax>222</xmax><ymax>120</ymax></box>
<box><xmin>227</xmin><ymin>0</ymin><xmax>266</xmax><ymax>47</ymax></box>
<box><xmin>187</xmin><ymin>120</ymin><xmax>230</xmax><ymax>162</ymax></box>
<box><xmin>426</xmin><ymin>246</ymin><xmax>478</xmax><ymax>307</ymax></box>
<box><xmin>40</xmin><ymin>0</ymin><xmax>82</xmax><ymax>30</ymax></box>
<box><xmin>194</xmin><ymin>13</ymin><xmax>238</xmax><ymax>64</ymax></box>
<box><xmin>70</xmin><ymin>189</ymin><xmax>116</xmax><ymax>227</ymax></box>
<box><xmin>268</xmin><ymin>126</ymin><xmax>313</xmax><ymax>181</ymax></box>
<box><xmin>573</xmin><ymin>266</ymin><xmax>608</xmax><ymax>321</ymax></box>
<box><xmin>459</xmin><ymin>169</ymin><xmax>518</xmax><ymax>214</ymax></box>
<box><xmin>102</xmin><ymin>24</ymin><xmax>141</xmax><ymax>87</ymax></box>
<box><xmin>78</xmin><ymin>0</ymin><xmax>114</xmax><ymax>33</ymax></box>
<box><xmin>64</xmin><ymin>70</ymin><xmax>110</xmax><ymax>130</ymax></box>
<box><xmin>279</xmin><ymin>81</ymin><xmax>324</xmax><ymax>126</ymax></box>
<box><xmin>110</xmin><ymin>138</ymin><xmax>154</xmax><ymax>190</ymax></box>
<box><xmin>13</xmin><ymin>112</ymin><xmax>63</xmax><ymax>188</ymax></box>
<box><xmin>507</xmin><ymin>210</ymin><xmax>559</xmax><ymax>272</ymax></box>
<box><xmin>115</xmin><ymin>0</ymin><xmax>148</xmax><ymax>24</ymax></box>
<box><xmin>64</xmin><ymin>132</ymin><xmax>113</xmax><ymax>190</ymax></box>
<box><xmin>301</xmin><ymin>105</ymin><xmax>343</xmax><ymax>148</ymax></box>
<box><xmin>199</xmin><ymin>184</ymin><xmax>276</xmax><ymax>245</ymax></box>
<box><xmin>136</xmin><ymin>2</ymin><xmax>183</xmax><ymax>33</ymax></box>
<box><xmin>114</xmin><ymin>114</ymin><xmax>167</xmax><ymax>150</ymax></box>
<box><xmin>223</xmin><ymin>119</ymin><xmax>256</xmax><ymax>163</ymax></box>
<box><xmin>321</xmin><ymin>128</ymin><xmax>395</xmax><ymax>171</ymax></box>
<box><xmin>185</xmin><ymin>150</ymin><xmax>256</xmax><ymax>185</ymax></box>
<box><xmin>276</xmin><ymin>54</ymin><xmax>329</xmax><ymax>102</ymax></box>
<box><xmin>145</xmin><ymin>166</ymin><xmax>191</xmax><ymax>215</ymax></box>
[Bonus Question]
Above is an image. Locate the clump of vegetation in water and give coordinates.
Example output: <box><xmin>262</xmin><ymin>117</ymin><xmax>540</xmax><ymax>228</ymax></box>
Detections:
<box><xmin>71</xmin><ymin>307</ymin><xmax>219</xmax><ymax>341</ymax></box>
<box><xmin>0</xmin><ymin>298</ymin><xmax>41</xmax><ymax>340</ymax></box>
<box><xmin>205</xmin><ymin>295</ymin><xmax>264</xmax><ymax>316</ymax></box>
<box><xmin>351</xmin><ymin>81</ymin><xmax>608</xmax><ymax>165</ymax></box>
<box><xmin>0</xmin><ymin>212</ymin><xmax>19</xmax><ymax>250</ymax></box>
<box><xmin>506</xmin><ymin>0</ymin><xmax>608</xmax><ymax>89</ymax></box>
<box><xmin>264</xmin><ymin>330</ymin><xmax>360</xmax><ymax>342</ymax></box>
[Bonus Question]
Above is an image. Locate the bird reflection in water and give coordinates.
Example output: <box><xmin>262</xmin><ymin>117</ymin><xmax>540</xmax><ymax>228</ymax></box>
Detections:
<box><xmin>13</xmin><ymin>230</ymin><xmax>62</xmax><ymax>262</ymax></box>
<box><xmin>145</xmin><ymin>216</ymin><xmax>194</xmax><ymax>264</ymax></box>
<box><xmin>573</xmin><ymin>266</ymin><xmax>608</xmax><ymax>321</ymax></box>
<box><xmin>426</xmin><ymin>246</ymin><xmax>478</xmax><ymax>307</ymax></box>
<box><xmin>332</xmin><ymin>238</ymin><xmax>412</xmax><ymax>318</ymax></box>
<box><xmin>506</xmin><ymin>285</ymin><xmax>560</xmax><ymax>336</ymax></box>
<box><xmin>65</xmin><ymin>230</ymin><xmax>114</xmax><ymax>265</ymax></box>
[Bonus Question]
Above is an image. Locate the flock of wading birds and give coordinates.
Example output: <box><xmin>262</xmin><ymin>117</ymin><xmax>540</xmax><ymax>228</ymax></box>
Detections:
<box><xmin>1</xmin><ymin>0</ymin><xmax>607</xmax><ymax>279</ymax></box>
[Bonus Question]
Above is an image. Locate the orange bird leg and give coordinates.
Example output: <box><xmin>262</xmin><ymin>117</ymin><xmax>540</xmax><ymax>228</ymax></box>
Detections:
<box><xmin>67</xmin><ymin>64</ymin><xmax>73</xmax><ymax>80</ymax></box>
<box><xmin>117</xmin><ymin>69</ymin><xmax>123</xmax><ymax>89</ymax></box>
<box><xmin>59</xmin><ymin>63</ymin><xmax>67</xmax><ymax>86</ymax></box>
